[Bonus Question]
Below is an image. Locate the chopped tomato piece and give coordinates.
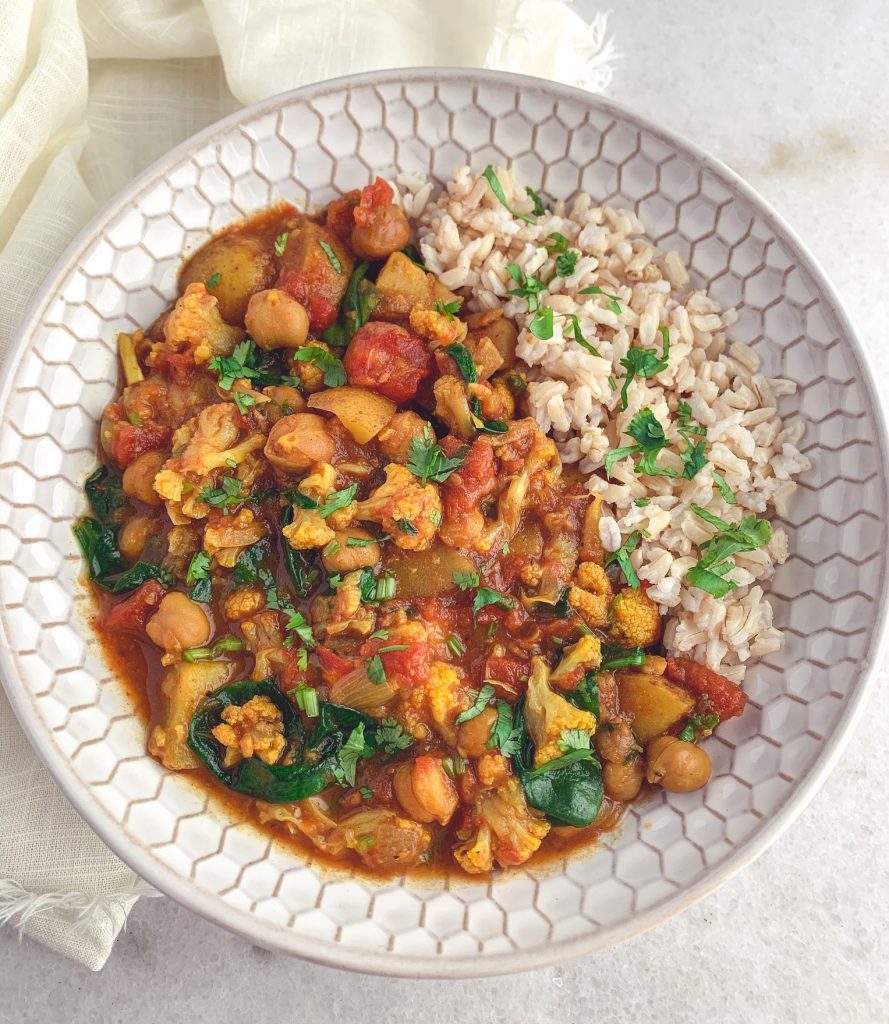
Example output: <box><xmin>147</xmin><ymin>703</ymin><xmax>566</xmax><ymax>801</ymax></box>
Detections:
<box><xmin>101</xmin><ymin>579</ymin><xmax>166</xmax><ymax>634</ymax></box>
<box><xmin>441</xmin><ymin>438</ymin><xmax>496</xmax><ymax>515</ymax></box>
<box><xmin>360</xmin><ymin>637</ymin><xmax>430</xmax><ymax>689</ymax></box>
<box><xmin>483</xmin><ymin>654</ymin><xmax>530</xmax><ymax>690</ymax></box>
<box><xmin>110</xmin><ymin>423</ymin><xmax>171</xmax><ymax>468</ymax></box>
<box><xmin>316</xmin><ymin>645</ymin><xmax>356</xmax><ymax>684</ymax></box>
<box><xmin>151</xmin><ymin>349</ymin><xmax>196</xmax><ymax>386</ymax></box>
<box><xmin>354</xmin><ymin>177</ymin><xmax>395</xmax><ymax>225</ymax></box>
<box><xmin>665</xmin><ymin>657</ymin><xmax>748</xmax><ymax>720</ymax></box>
<box><xmin>343</xmin><ymin>321</ymin><xmax>432</xmax><ymax>402</ymax></box>
<box><xmin>325</xmin><ymin>189</ymin><xmax>360</xmax><ymax>239</ymax></box>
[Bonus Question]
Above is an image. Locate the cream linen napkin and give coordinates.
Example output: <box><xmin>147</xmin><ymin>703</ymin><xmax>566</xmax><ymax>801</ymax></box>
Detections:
<box><xmin>0</xmin><ymin>0</ymin><xmax>617</xmax><ymax>970</ymax></box>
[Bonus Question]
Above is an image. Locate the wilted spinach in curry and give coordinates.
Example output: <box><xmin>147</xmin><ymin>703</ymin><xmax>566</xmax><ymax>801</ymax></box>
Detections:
<box><xmin>78</xmin><ymin>178</ymin><xmax>749</xmax><ymax>876</ymax></box>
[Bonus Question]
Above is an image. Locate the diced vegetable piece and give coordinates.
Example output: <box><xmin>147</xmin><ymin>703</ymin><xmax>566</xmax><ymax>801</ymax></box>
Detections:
<box><xmin>117</xmin><ymin>333</ymin><xmax>144</xmax><ymax>385</ymax></box>
<box><xmin>329</xmin><ymin>662</ymin><xmax>396</xmax><ymax>712</ymax></box>
<box><xmin>615</xmin><ymin>671</ymin><xmax>695</xmax><ymax>744</ymax></box>
<box><xmin>148</xmin><ymin>661</ymin><xmax>234</xmax><ymax>770</ymax></box>
<box><xmin>665</xmin><ymin>657</ymin><xmax>748</xmax><ymax>720</ymax></box>
<box><xmin>385</xmin><ymin>543</ymin><xmax>478</xmax><ymax>598</ymax></box>
<box><xmin>375</xmin><ymin>251</ymin><xmax>433</xmax><ymax>307</ymax></box>
<box><xmin>308</xmin><ymin>386</ymin><xmax>396</xmax><ymax>443</ymax></box>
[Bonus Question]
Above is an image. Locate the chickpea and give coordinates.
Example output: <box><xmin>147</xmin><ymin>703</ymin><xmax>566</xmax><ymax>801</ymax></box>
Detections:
<box><xmin>263</xmin><ymin>385</ymin><xmax>306</xmax><ymax>417</ymax></box>
<box><xmin>118</xmin><ymin>515</ymin><xmax>155</xmax><ymax>564</ymax></box>
<box><xmin>377</xmin><ymin>411</ymin><xmax>429</xmax><ymax>465</ymax></box>
<box><xmin>321</xmin><ymin>527</ymin><xmax>380</xmax><ymax>573</ymax></box>
<box><xmin>594</xmin><ymin>719</ymin><xmax>636</xmax><ymax>765</ymax></box>
<box><xmin>646</xmin><ymin>736</ymin><xmax>711</xmax><ymax>793</ymax></box>
<box><xmin>603</xmin><ymin>758</ymin><xmax>645</xmax><ymax>802</ymax></box>
<box><xmin>264</xmin><ymin>413</ymin><xmax>335</xmax><ymax>474</ymax></box>
<box><xmin>350</xmin><ymin>204</ymin><xmax>411</xmax><ymax>261</ymax></box>
<box><xmin>145</xmin><ymin>591</ymin><xmax>210</xmax><ymax>655</ymax></box>
<box><xmin>457</xmin><ymin>706</ymin><xmax>498</xmax><ymax>758</ymax></box>
<box><xmin>245</xmin><ymin>289</ymin><xmax>310</xmax><ymax>351</ymax></box>
<box><xmin>393</xmin><ymin>756</ymin><xmax>458</xmax><ymax>826</ymax></box>
<box><xmin>122</xmin><ymin>450</ymin><xmax>166</xmax><ymax>506</ymax></box>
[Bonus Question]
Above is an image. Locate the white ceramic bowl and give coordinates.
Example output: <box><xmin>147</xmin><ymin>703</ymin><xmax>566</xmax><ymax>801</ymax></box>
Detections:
<box><xmin>1</xmin><ymin>69</ymin><xmax>886</xmax><ymax>977</ymax></box>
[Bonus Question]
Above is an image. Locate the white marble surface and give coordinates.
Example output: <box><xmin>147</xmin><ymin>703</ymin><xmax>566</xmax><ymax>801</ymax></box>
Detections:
<box><xmin>2</xmin><ymin>1</ymin><xmax>888</xmax><ymax>1020</ymax></box>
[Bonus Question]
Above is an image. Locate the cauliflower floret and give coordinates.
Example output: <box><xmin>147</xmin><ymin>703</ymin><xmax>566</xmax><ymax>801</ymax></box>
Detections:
<box><xmin>398</xmin><ymin>659</ymin><xmax>466</xmax><ymax>744</ymax></box>
<box><xmin>550</xmin><ymin>634</ymin><xmax>602</xmax><ymax>689</ymax></box>
<box><xmin>282</xmin><ymin>462</ymin><xmax>351</xmax><ymax>550</ymax></box>
<box><xmin>154</xmin><ymin>403</ymin><xmax>264</xmax><ymax>504</ymax></box>
<box><xmin>211</xmin><ymin>695</ymin><xmax>285</xmax><ymax>767</ymax></box>
<box><xmin>288</xmin><ymin>340</ymin><xmax>332</xmax><ymax>394</ymax></box>
<box><xmin>158</xmin><ymin>282</ymin><xmax>244</xmax><ymax>364</ymax></box>
<box><xmin>524</xmin><ymin>656</ymin><xmax>596</xmax><ymax>766</ymax></box>
<box><xmin>409</xmin><ymin>306</ymin><xmax>467</xmax><ymax>345</ymax></box>
<box><xmin>324</xmin><ymin>570</ymin><xmax>376</xmax><ymax>638</ymax></box>
<box><xmin>203</xmin><ymin>508</ymin><xmax>267</xmax><ymax>568</ymax></box>
<box><xmin>351</xmin><ymin>463</ymin><xmax>441</xmax><ymax>551</ymax></box>
<box><xmin>453</xmin><ymin>779</ymin><xmax>550</xmax><ymax>874</ymax></box>
<box><xmin>223</xmin><ymin>586</ymin><xmax>266</xmax><ymax>620</ymax></box>
<box><xmin>283</xmin><ymin>508</ymin><xmax>335</xmax><ymax>550</ymax></box>
<box><xmin>433</xmin><ymin>375</ymin><xmax>474</xmax><ymax>439</ymax></box>
<box><xmin>568</xmin><ymin>560</ymin><xmax>613</xmax><ymax>630</ymax></box>
<box><xmin>608</xmin><ymin>587</ymin><xmax>662</xmax><ymax>647</ymax></box>
<box><xmin>241</xmin><ymin>611</ymin><xmax>288</xmax><ymax>681</ymax></box>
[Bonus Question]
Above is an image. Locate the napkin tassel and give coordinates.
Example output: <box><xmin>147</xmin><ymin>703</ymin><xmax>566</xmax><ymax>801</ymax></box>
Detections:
<box><xmin>0</xmin><ymin>878</ymin><xmax>158</xmax><ymax>937</ymax></box>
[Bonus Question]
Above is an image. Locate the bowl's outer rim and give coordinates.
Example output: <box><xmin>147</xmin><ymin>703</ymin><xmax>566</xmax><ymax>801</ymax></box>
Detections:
<box><xmin>0</xmin><ymin>66</ymin><xmax>886</xmax><ymax>979</ymax></box>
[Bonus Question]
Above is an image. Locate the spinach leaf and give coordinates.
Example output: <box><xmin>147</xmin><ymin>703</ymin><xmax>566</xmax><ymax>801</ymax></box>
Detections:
<box><xmin>281</xmin><ymin>506</ymin><xmax>321</xmax><ymax>597</ymax></box>
<box><xmin>73</xmin><ymin>517</ymin><xmax>170</xmax><ymax>594</ymax></box>
<box><xmin>512</xmin><ymin>699</ymin><xmax>603</xmax><ymax>828</ymax></box>
<box><xmin>567</xmin><ymin>673</ymin><xmax>600</xmax><ymax>720</ymax></box>
<box><xmin>188</xmin><ymin>682</ymin><xmax>377</xmax><ymax>804</ymax></box>
<box><xmin>84</xmin><ymin>465</ymin><xmax>125</xmax><ymax>521</ymax></box>
<box><xmin>233</xmin><ymin>540</ymin><xmax>269</xmax><ymax>585</ymax></box>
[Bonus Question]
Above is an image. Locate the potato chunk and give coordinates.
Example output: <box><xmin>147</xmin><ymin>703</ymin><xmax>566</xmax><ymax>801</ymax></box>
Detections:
<box><xmin>148</xmin><ymin>661</ymin><xmax>234</xmax><ymax>770</ymax></box>
<box><xmin>616</xmin><ymin>671</ymin><xmax>695</xmax><ymax>744</ymax></box>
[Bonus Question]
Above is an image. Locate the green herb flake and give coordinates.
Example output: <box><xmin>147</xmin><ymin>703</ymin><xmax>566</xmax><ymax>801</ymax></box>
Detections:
<box><xmin>198</xmin><ymin>476</ymin><xmax>244</xmax><ymax>513</ymax></box>
<box><xmin>290</xmin><ymin>684</ymin><xmax>320</xmax><ymax>717</ymax></box>
<box><xmin>472</xmin><ymin>587</ymin><xmax>515</xmax><ymax>617</ymax></box>
<box><xmin>455</xmin><ymin>683</ymin><xmax>495</xmax><ymax>725</ymax></box>
<box><xmin>205</xmin><ymin>272</ymin><xmax>221</xmax><ymax>289</ymax></box>
<box><xmin>529</xmin><ymin>305</ymin><xmax>554</xmax><ymax>340</ymax></box>
<box><xmin>452</xmin><ymin>570</ymin><xmax>480</xmax><ymax>591</ymax></box>
<box><xmin>486</xmin><ymin>699</ymin><xmax>522</xmax><ymax>756</ymax></box>
<box><xmin>443</xmin><ymin>342</ymin><xmax>478</xmax><ymax>383</ymax></box>
<box><xmin>604</xmin><ymin>531</ymin><xmax>642</xmax><ymax>588</ymax></box>
<box><xmin>434</xmin><ymin>299</ymin><xmax>463</xmax><ymax>320</ymax></box>
<box><xmin>711</xmin><ymin>470</ymin><xmax>737</xmax><ymax>505</ymax></box>
<box><xmin>406</xmin><ymin>426</ymin><xmax>466</xmax><ymax>485</ymax></box>
<box><xmin>291</xmin><ymin>346</ymin><xmax>346</xmax><ymax>388</ymax></box>
<box><xmin>617</xmin><ymin>326</ymin><xmax>670</xmax><ymax>411</ymax></box>
<box><xmin>579</xmin><ymin>284</ymin><xmax>622</xmax><ymax>316</ymax></box>
<box><xmin>394</xmin><ymin>518</ymin><xmax>417</xmax><ymax>536</ymax></box>
<box><xmin>525</xmin><ymin>185</ymin><xmax>547</xmax><ymax>215</ymax></box>
<box><xmin>482</xmin><ymin>165</ymin><xmax>535</xmax><ymax>224</ymax></box>
<box><xmin>558</xmin><ymin>728</ymin><xmax>592</xmax><ymax>753</ymax></box>
<box><xmin>318</xmin><ymin>483</ymin><xmax>358</xmax><ymax>518</ymax></box>
<box><xmin>274</xmin><ymin>233</ymin><xmax>289</xmax><ymax>257</ymax></box>
<box><xmin>374</xmin><ymin>717</ymin><xmax>413</xmax><ymax>757</ymax></box>
<box><xmin>127</xmin><ymin>411</ymin><xmax>143</xmax><ymax>427</ymax></box>
<box><xmin>318</xmin><ymin>240</ymin><xmax>342</xmax><ymax>273</ymax></box>
<box><xmin>366</xmin><ymin>654</ymin><xmax>387</xmax><ymax>685</ymax></box>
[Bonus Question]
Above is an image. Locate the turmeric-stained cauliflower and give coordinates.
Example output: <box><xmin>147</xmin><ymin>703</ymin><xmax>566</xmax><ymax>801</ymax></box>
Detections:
<box><xmin>158</xmin><ymin>282</ymin><xmax>244</xmax><ymax>365</ymax></box>
<box><xmin>608</xmin><ymin>587</ymin><xmax>662</xmax><ymax>647</ymax></box>
<box><xmin>321</xmin><ymin>569</ymin><xmax>377</xmax><ymax>638</ymax></box>
<box><xmin>282</xmin><ymin>462</ymin><xmax>340</xmax><ymax>550</ymax></box>
<box><xmin>211</xmin><ymin>695</ymin><xmax>285</xmax><ymax>767</ymax></box>
<box><xmin>453</xmin><ymin>779</ymin><xmax>550</xmax><ymax>874</ymax></box>
<box><xmin>398</xmin><ymin>659</ymin><xmax>466</xmax><ymax>744</ymax></box>
<box><xmin>153</xmin><ymin>403</ymin><xmax>264</xmax><ymax>512</ymax></box>
<box><xmin>550</xmin><ymin>634</ymin><xmax>602</xmax><ymax>689</ymax></box>
<box><xmin>568</xmin><ymin>560</ymin><xmax>613</xmax><ymax>630</ymax></box>
<box><xmin>240</xmin><ymin>611</ymin><xmax>289</xmax><ymax>681</ymax></box>
<box><xmin>350</xmin><ymin>463</ymin><xmax>441</xmax><ymax>551</ymax></box>
<box><xmin>409</xmin><ymin>306</ymin><xmax>467</xmax><ymax>346</ymax></box>
<box><xmin>524</xmin><ymin>656</ymin><xmax>596</xmax><ymax>766</ymax></box>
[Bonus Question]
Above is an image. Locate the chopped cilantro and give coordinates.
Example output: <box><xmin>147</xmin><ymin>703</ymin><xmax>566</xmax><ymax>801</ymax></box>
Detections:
<box><xmin>443</xmin><ymin>342</ymin><xmax>477</xmax><ymax>383</ymax></box>
<box><xmin>274</xmin><ymin>233</ymin><xmax>289</xmax><ymax>257</ymax></box>
<box><xmin>558</xmin><ymin>728</ymin><xmax>592</xmax><ymax>753</ymax></box>
<box><xmin>455</xmin><ymin>683</ymin><xmax>495</xmax><ymax>725</ymax></box>
<box><xmin>564</xmin><ymin>313</ymin><xmax>602</xmax><ymax>357</ymax></box>
<box><xmin>529</xmin><ymin>305</ymin><xmax>554</xmax><ymax>340</ymax></box>
<box><xmin>618</xmin><ymin>326</ymin><xmax>670</xmax><ymax>411</ymax></box>
<box><xmin>685</xmin><ymin>505</ymin><xmax>772</xmax><ymax>597</ymax></box>
<box><xmin>486</xmin><ymin>700</ymin><xmax>522</xmax><ymax>756</ymax></box>
<box><xmin>373</xmin><ymin>717</ymin><xmax>413</xmax><ymax>757</ymax></box>
<box><xmin>604</xmin><ymin>408</ymin><xmax>677</xmax><ymax>479</ymax></box>
<box><xmin>367</xmin><ymin>654</ymin><xmax>387</xmax><ymax>685</ymax></box>
<box><xmin>525</xmin><ymin>185</ymin><xmax>547</xmax><ymax>215</ymax></box>
<box><xmin>205</xmin><ymin>272</ymin><xmax>220</xmax><ymax>289</ymax></box>
<box><xmin>482</xmin><ymin>165</ymin><xmax>535</xmax><ymax>224</ymax></box>
<box><xmin>711</xmin><ymin>470</ymin><xmax>736</xmax><ymax>505</ymax></box>
<box><xmin>232</xmin><ymin>391</ymin><xmax>256</xmax><ymax>414</ymax></box>
<box><xmin>452</xmin><ymin>570</ymin><xmax>480</xmax><ymax>591</ymax></box>
<box><xmin>290</xmin><ymin>346</ymin><xmax>346</xmax><ymax>388</ymax></box>
<box><xmin>394</xmin><ymin>518</ymin><xmax>417</xmax><ymax>536</ymax></box>
<box><xmin>318</xmin><ymin>240</ymin><xmax>342</xmax><ymax>273</ymax></box>
<box><xmin>506</xmin><ymin>263</ymin><xmax>546</xmax><ymax>312</ymax></box>
<box><xmin>198</xmin><ymin>476</ymin><xmax>243</xmax><ymax>512</ymax></box>
<box><xmin>472</xmin><ymin>587</ymin><xmax>515</xmax><ymax>617</ymax></box>
<box><xmin>186</xmin><ymin>551</ymin><xmax>211</xmax><ymax>602</ymax></box>
<box><xmin>579</xmin><ymin>284</ymin><xmax>622</xmax><ymax>316</ymax></box>
<box><xmin>678</xmin><ymin>713</ymin><xmax>719</xmax><ymax>742</ymax></box>
<box><xmin>333</xmin><ymin>723</ymin><xmax>368</xmax><ymax>787</ymax></box>
<box><xmin>604</xmin><ymin>531</ymin><xmax>642</xmax><ymax>588</ymax></box>
<box><xmin>406</xmin><ymin>425</ymin><xmax>466</xmax><ymax>485</ymax></box>
<box><xmin>346</xmin><ymin>534</ymin><xmax>388</xmax><ymax>548</ymax></box>
<box><xmin>318</xmin><ymin>483</ymin><xmax>358</xmax><ymax>518</ymax></box>
<box><xmin>434</xmin><ymin>299</ymin><xmax>462</xmax><ymax>320</ymax></box>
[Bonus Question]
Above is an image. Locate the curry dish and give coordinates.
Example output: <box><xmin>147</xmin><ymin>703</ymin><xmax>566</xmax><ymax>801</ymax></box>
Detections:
<box><xmin>78</xmin><ymin>178</ymin><xmax>751</xmax><ymax>877</ymax></box>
